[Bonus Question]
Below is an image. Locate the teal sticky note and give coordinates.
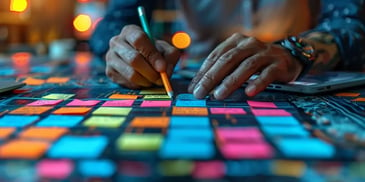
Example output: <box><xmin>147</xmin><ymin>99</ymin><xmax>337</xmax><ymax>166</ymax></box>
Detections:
<box><xmin>261</xmin><ymin>125</ymin><xmax>309</xmax><ymax>137</ymax></box>
<box><xmin>175</xmin><ymin>100</ymin><xmax>206</xmax><ymax>107</ymax></box>
<box><xmin>168</xmin><ymin>128</ymin><xmax>213</xmax><ymax>141</ymax></box>
<box><xmin>0</xmin><ymin>115</ymin><xmax>39</xmax><ymax>127</ymax></box>
<box><xmin>256</xmin><ymin>116</ymin><xmax>299</xmax><ymax>125</ymax></box>
<box><xmin>79</xmin><ymin>160</ymin><xmax>116</xmax><ymax>177</ymax></box>
<box><xmin>170</xmin><ymin>116</ymin><xmax>210</xmax><ymax>128</ymax></box>
<box><xmin>276</xmin><ymin>138</ymin><xmax>335</xmax><ymax>158</ymax></box>
<box><xmin>36</xmin><ymin>115</ymin><xmax>84</xmax><ymax>127</ymax></box>
<box><xmin>159</xmin><ymin>140</ymin><xmax>215</xmax><ymax>159</ymax></box>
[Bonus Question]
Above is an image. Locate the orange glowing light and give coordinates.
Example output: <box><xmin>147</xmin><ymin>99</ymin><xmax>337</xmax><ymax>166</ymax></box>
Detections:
<box><xmin>11</xmin><ymin>52</ymin><xmax>31</xmax><ymax>66</ymax></box>
<box><xmin>10</xmin><ymin>0</ymin><xmax>28</xmax><ymax>13</ymax></box>
<box><xmin>73</xmin><ymin>14</ymin><xmax>92</xmax><ymax>32</ymax></box>
<box><xmin>172</xmin><ymin>32</ymin><xmax>191</xmax><ymax>49</ymax></box>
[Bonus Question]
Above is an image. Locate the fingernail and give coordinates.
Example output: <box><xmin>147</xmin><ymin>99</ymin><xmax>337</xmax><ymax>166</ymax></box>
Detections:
<box><xmin>214</xmin><ymin>86</ymin><xmax>226</xmax><ymax>100</ymax></box>
<box><xmin>245</xmin><ymin>85</ymin><xmax>256</xmax><ymax>96</ymax></box>
<box><xmin>193</xmin><ymin>85</ymin><xmax>206</xmax><ymax>99</ymax></box>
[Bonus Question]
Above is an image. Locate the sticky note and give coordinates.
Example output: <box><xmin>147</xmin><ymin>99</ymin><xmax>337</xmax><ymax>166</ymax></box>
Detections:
<box><xmin>102</xmin><ymin>100</ymin><xmax>134</xmax><ymax>107</ymax></box>
<box><xmin>276</xmin><ymin>138</ymin><xmax>335</xmax><ymax>158</ymax></box>
<box><xmin>256</xmin><ymin>116</ymin><xmax>299</xmax><ymax>125</ymax></box>
<box><xmin>22</xmin><ymin>77</ymin><xmax>45</xmax><ymax>85</ymax></box>
<box><xmin>79</xmin><ymin>160</ymin><xmax>116</xmax><ymax>177</ymax></box>
<box><xmin>37</xmin><ymin>160</ymin><xmax>73</xmax><ymax>179</ymax></box>
<box><xmin>335</xmin><ymin>92</ymin><xmax>360</xmax><ymax>97</ymax></box>
<box><xmin>92</xmin><ymin>107</ymin><xmax>132</xmax><ymax>116</ymax></box>
<box><xmin>216</xmin><ymin>127</ymin><xmax>263</xmax><ymax>142</ymax></box>
<box><xmin>167</xmin><ymin>128</ymin><xmax>213</xmax><ymax>141</ymax></box>
<box><xmin>130</xmin><ymin>117</ymin><xmax>170</xmax><ymax>128</ymax></box>
<box><xmin>83</xmin><ymin>116</ymin><xmax>126</xmax><ymax>128</ymax></box>
<box><xmin>172</xmin><ymin>107</ymin><xmax>208</xmax><ymax>116</ymax></box>
<box><xmin>120</xmin><ymin>161</ymin><xmax>151</xmax><ymax>177</ymax></box>
<box><xmin>48</xmin><ymin>135</ymin><xmax>108</xmax><ymax>158</ymax></box>
<box><xmin>251</xmin><ymin>109</ymin><xmax>291</xmax><ymax>116</ymax></box>
<box><xmin>272</xmin><ymin>160</ymin><xmax>305</xmax><ymax>177</ymax></box>
<box><xmin>352</xmin><ymin>97</ymin><xmax>365</xmax><ymax>102</ymax></box>
<box><xmin>247</xmin><ymin>101</ymin><xmax>277</xmax><ymax>108</ymax></box>
<box><xmin>28</xmin><ymin>99</ymin><xmax>63</xmax><ymax>106</ymax></box>
<box><xmin>66</xmin><ymin>99</ymin><xmax>100</xmax><ymax>106</ymax></box>
<box><xmin>143</xmin><ymin>95</ymin><xmax>171</xmax><ymax>100</ymax></box>
<box><xmin>140</xmin><ymin>100</ymin><xmax>171</xmax><ymax>107</ymax></box>
<box><xmin>220</xmin><ymin>142</ymin><xmax>273</xmax><ymax>159</ymax></box>
<box><xmin>46</xmin><ymin>77</ymin><xmax>70</xmax><ymax>84</ymax></box>
<box><xmin>9</xmin><ymin>106</ymin><xmax>52</xmax><ymax>115</ymax></box>
<box><xmin>53</xmin><ymin>107</ymin><xmax>91</xmax><ymax>115</ymax></box>
<box><xmin>139</xmin><ymin>88</ymin><xmax>166</xmax><ymax>95</ymax></box>
<box><xmin>159</xmin><ymin>160</ymin><xmax>193</xmax><ymax>177</ymax></box>
<box><xmin>170</xmin><ymin>116</ymin><xmax>210</xmax><ymax>128</ymax></box>
<box><xmin>0</xmin><ymin>139</ymin><xmax>49</xmax><ymax>159</ymax></box>
<box><xmin>108</xmin><ymin>94</ymin><xmax>138</xmax><ymax>100</ymax></box>
<box><xmin>159</xmin><ymin>140</ymin><xmax>215</xmax><ymax>159</ymax></box>
<box><xmin>0</xmin><ymin>128</ymin><xmax>15</xmax><ymax>139</ymax></box>
<box><xmin>261</xmin><ymin>125</ymin><xmax>309</xmax><ymax>137</ymax></box>
<box><xmin>210</xmin><ymin>108</ymin><xmax>246</xmax><ymax>115</ymax></box>
<box><xmin>116</xmin><ymin>134</ymin><xmax>163</xmax><ymax>151</ymax></box>
<box><xmin>42</xmin><ymin>94</ymin><xmax>75</xmax><ymax>100</ymax></box>
<box><xmin>20</xmin><ymin>127</ymin><xmax>68</xmax><ymax>141</ymax></box>
<box><xmin>175</xmin><ymin>100</ymin><xmax>206</xmax><ymax>107</ymax></box>
<box><xmin>176</xmin><ymin>93</ymin><xmax>198</xmax><ymax>100</ymax></box>
<box><xmin>193</xmin><ymin>161</ymin><xmax>225</xmax><ymax>179</ymax></box>
<box><xmin>0</xmin><ymin>115</ymin><xmax>39</xmax><ymax>127</ymax></box>
<box><xmin>36</xmin><ymin>115</ymin><xmax>84</xmax><ymax>127</ymax></box>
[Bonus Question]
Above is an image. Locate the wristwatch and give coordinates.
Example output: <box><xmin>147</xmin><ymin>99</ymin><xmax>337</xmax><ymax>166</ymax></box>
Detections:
<box><xmin>277</xmin><ymin>36</ymin><xmax>317</xmax><ymax>80</ymax></box>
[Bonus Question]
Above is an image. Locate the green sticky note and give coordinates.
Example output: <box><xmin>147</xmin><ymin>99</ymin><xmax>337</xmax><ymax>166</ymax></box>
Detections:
<box><xmin>116</xmin><ymin>134</ymin><xmax>163</xmax><ymax>151</ymax></box>
<box><xmin>83</xmin><ymin>116</ymin><xmax>126</xmax><ymax>128</ymax></box>
<box><xmin>143</xmin><ymin>95</ymin><xmax>171</xmax><ymax>100</ymax></box>
<box><xmin>159</xmin><ymin>160</ymin><xmax>194</xmax><ymax>176</ymax></box>
<box><xmin>140</xmin><ymin>88</ymin><xmax>166</xmax><ymax>95</ymax></box>
<box><xmin>42</xmin><ymin>93</ymin><xmax>75</xmax><ymax>100</ymax></box>
<box><xmin>92</xmin><ymin>107</ymin><xmax>132</xmax><ymax>116</ymax></box>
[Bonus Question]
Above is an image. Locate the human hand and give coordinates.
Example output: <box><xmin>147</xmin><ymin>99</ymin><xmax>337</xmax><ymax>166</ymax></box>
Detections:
<box><xmin>106</xmin><ymin>25</ymin><xmax>180</xmax><ymax>89</ymax></box>
<box><xmin>188</xmin><ymin>33</ymin><xmax>303</xmax><ymax>100</ymax></box>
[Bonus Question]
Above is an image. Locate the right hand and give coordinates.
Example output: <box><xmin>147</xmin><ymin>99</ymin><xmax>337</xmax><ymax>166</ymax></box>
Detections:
<box><xmin>106</xmin><ymin>25</ymin><xmax>180</xmax><ymax>89</ymax></box>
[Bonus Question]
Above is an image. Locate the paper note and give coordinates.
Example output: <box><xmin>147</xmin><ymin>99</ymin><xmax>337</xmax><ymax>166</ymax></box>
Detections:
<box><xmin>37</xmin><ymin>160</ymin><xmax>73</xmax><ymax>179</ymax></box>
<box><xmin>352</xmin><ymin>97</ymin><xmax>365</xmax><ymax>102</ymax></box>
<box><xmin>159</xmin><ymin>140</ymin><xmax>215</xmax><ymax>159</ymax></box>
<box><xmin>83</xmin><ymin>116</ymin><xmax>126</xmax><ymax>128</ymax></box>
<box><xmin>140</xmin><ymin>100</ymin><xmax>171</xmax><ymax>107</ymax></box>
<box><xmin>143</xmin><ymin>95</ymin><xmax>171</xmax><ymax>100</ymax></box>
<box><xmin>102</xmin><ymin>100</ymin><xmax>134</xmax><ymax>107</ymax></box>
<box><xmin>22</xmin><ymin>77</ymin><xmax>45</xmax><ymax>86</ymax></box>
<box><xmin>276</xmin><ymin>138</ymin><xmax>335</xmax><ymax>158</ymax></box>
<box><xmin>130</xmin><ymin>117</ymin><xmax>170</xmax><ymax>128</ymax></box>
<box><xmin>42</xmin><ymin>94</ymin><xmax>75</xmax><ymax>100</ymax></box>
<box><xmin>9</xmin><ymin>106</ymin><xmax>52</xmax><ymax>115</ymax></box>
<box><xmin>158</xmin><ymin>160</ymin><xmax>193</xmax><ymax>176</ymax></box>
<box><xmin>53</xmin><ymin>107</ymin><xmax>92</xmax><ymax>115</ymax></box>
<box><xmin>261</xmin><ymin>125</ymin><xmax>309</xmax><ymax>137</ymax></box>
<box><xmin>256</xmin><ymin>116</ymin><xmax>299</xmax><ymax>125</ymax></box>
<box><xmin>251</xmin><ymin>109</ymin><xmax>292</xmax><ymax>116</ymax></box>
<box><xmin>116</xmin><ymin>134</ymin><xmax>163</xmax><ymax>151</ymax></box>
<box><xmin>46</xmin><ymin>77</ymin><xmax>70</xmax><ymax>84</ymax></box>
<box><xmin>170</xmin><ymin>116</ymin><xmax>210</xmax><ymax>128</ymax></box>
<box><xmin>167</xmin><ymin>128</ymin><xmax>213</xmax><ymax>141</ymax></box>
<box><xmin>272</xmin><ymin>160</ymin><xmax>306</xmax><ymax>177</ymax></box>
<box><xmin>0</xmin><ymin>115</ymin><xmax>39</xmax><ymax>127</ymax></box>
<box><xmin>220</xmin><ymin>142</ymin><xmax>273</xmax><ymax>159</ymax></box>
<box><xmin>20</xmin><ymin>127</ymin><xmax>68</xmax><ymax>141</ymax></box>
<box><xmin>335</xmin><ymin>92</ymin><xmax>360</xmax><ymax>97</ymax></box>
<box><xmin>210</xmin><ymin>108</ymin><xmax>246</xmax><ymax>115</ymax></box>
<box><xmin>28</xmin><ymin>99</ymin><xmax>63</xmax><ymax>106</ymax></box>
<box><xmin>36</xmin><ymin>115</ymin><xmax>84</xmax><ymax>127</ymax></box>
<box><xmin>216</xmin><ymin>127</ymin><xmax>263</xmax><ymax>142</ymax></box>
<box><xmin>92</xmin><ymin>107</ymin><xmax>132</xmax><ymax>116</ymax></box>
<box><xmin>0</xmin><ymin>139</ymin><xmax>50</xmax><ymax>159</ymax></box>
<box><xmin>175</xmin><ymin>100</ymin><xmax>206</xmax><ymax>107</ymax></box>
<box><xmin>66</xmin><ymin>99</ymin><xmax>100</xmax><ymax>106</ymax></box>
<box><xmin>193</xmin><ymin>161</ymin><xmax>225</xmax><ymax>179</ymax></box>
<box><xmin>247</xmin><ymin>101</ymin><xmax>277</xmax><ymax>108</ymax></box>
<box><xmin>139</xmin><ymin>88</ymin><xmax>166</xmax><ymax>95</ymax></box>
<box><xmin>176</xmin><ymin>93</ymin><xmax>198</xmax><ymax>100</ymax></box>
<box><xmin>108</xmin><ymin>94</ymin><xmax>138</xmax><ymax>100</ymax></box>
<box><xmin>78</xmin><ymin>160</ymin><xmax>116</xmax><ymax>177</ymax></box>
<box><xmin>0</xmin><ymin>128</ymin><xmax>15</xmax><ymax>139</ymax></box>
<box><xmin>172</xmin><ymin>107</ymin><xmax>208</xmax><ymax>116</ymax></box>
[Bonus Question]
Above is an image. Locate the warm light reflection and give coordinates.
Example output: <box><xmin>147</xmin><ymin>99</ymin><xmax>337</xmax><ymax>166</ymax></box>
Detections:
<box><xmin>11</xmin><ymin>52</ymin><xmax>31</xmax><ymax>75</ymax></box>
<box><xmin>75</xmin><ymin>52</ymin><xmax>92</xmax><ymax>65</ymax></box>
<box><xmin>10</xmin><ymin>0</ymin><xmax>28</xmax><ymax>13</ymax></box>
<box><xmin>73</xmin><ymin>14</ymin><xmax>92</xmax><ymax>32</ymax></box>
<box><xmin>172</xmin><ymin>32</ymin><xmax>191</xmax><ymax>49</ymax></box>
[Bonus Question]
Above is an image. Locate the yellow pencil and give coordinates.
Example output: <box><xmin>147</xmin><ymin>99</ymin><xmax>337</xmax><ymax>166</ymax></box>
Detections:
<box><xmin>137</xmin><ymin>6</ymin><xmax>174</xmax><ymax>98</ymax></box>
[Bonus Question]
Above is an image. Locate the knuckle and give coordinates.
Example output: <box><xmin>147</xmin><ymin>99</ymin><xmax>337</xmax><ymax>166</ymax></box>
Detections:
<box><xmin>201</xmin><ymin>73</ymin><xmax>215</xmax><ymax>84</ymax></box>
<box><xmin>108</xmin><ymin>36</ymin><xmax>118</xmax><ymax>48</ymax></box>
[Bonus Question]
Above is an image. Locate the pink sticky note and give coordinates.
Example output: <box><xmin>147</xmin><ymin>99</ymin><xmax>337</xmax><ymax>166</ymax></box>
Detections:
<box><xmin>193</xmin><ymin>161</ymin><xmax>225</xmax><ymax>179</ymax></box>
<box><xmin>251</xmin><ymin>109</ymin><xmax>292</xmax><ymax>116</ymax></box>
<box><xmin>102</xmin><ymin>100</ymin><xmax>135</xmax><ymax>107</ymax></box>
<box><xmin>216</xmin><ymin>127</ymin><xmax>263</xmax><ymax>142</ymax></box>
<box><xmin>220</xmin><ymin>142</ymin><xmax>273</xmax><ymax>159</ymax></box>
<box><xmin>28</xmin><ymin>100</ymin><xmax>63</xmax><ymax>106</ymax></box>
<box><xmin>66</xmin><ymin>99</ymin><xmax>100</xmax><ymax>106</ymax></box>
<box><xmin>36</xmin><ymin>159</ymin><xmax>73</xmax><ymax>179</ymax></box>
<box><xmin>210</xmin><ymin>107</ymin><xmax>246</xmax><ymax>115</ymax></box>
<box><xmin>140</xmin><ymin>100</ymin><xmax>171</xmax><ymax>107</ymax></box>
<box><xmin>247</xmin><ymin>101</ymin><xmax>277</xmax><ymax>108</ymax></box>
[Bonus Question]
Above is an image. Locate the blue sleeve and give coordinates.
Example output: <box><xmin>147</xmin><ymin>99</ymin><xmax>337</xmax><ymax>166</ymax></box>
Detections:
<box><xmin>305</xmin><ymin>0</ymin><xmax>365</xmax><ymax>71</ymax></box>
<box><xmin>89</xmin><ymin>0</ymin><xmax>156</xmax><ymax>57</ymax></box>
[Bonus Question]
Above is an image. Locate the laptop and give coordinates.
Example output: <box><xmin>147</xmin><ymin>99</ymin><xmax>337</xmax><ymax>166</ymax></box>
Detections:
<box><xmin>0</xmin><ymin>81</ymin><xmax>26</xmax><ymax>94</ymax></box>
<box><xmin>177</xmin><ymin>70</ymin><xmax>365</xmax><ymax>94</ymax></box>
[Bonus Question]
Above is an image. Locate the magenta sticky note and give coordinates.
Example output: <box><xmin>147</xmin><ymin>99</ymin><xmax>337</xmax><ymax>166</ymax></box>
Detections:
<box><xmin>210</xmin><ymin>107</ymin><xmax>246</xmax><ymax>115</ymax></box>
<box><xmin>66</xmin><ymin>99</ymin><xmax>100</xmax><ymax>106</ymax></box>
<box><xmin>220</xmin><ymin>142</ymin><xmax>273</xmax><ymax>159</ymax></box>
<box><xmin>28</xmin><ymin>100</ymin><xmax>63</xmax><ymax>106</ymax></box>
<box><xmin>140</xmin><ymin>100</ymin><xmax>171</xmax><ymax>107</ymax></box>
<box><xmin>36</xmin><ymin>159</ymin><xmax>73</xmax><ymax>179</ymax></box>
<box><xmin>193</xmin><ymin>161</ymin><xmax>225</xmax><ymax>179</ymax></box>
<box><xmin>216</xmin><ymin>127</ymin><xmax>263</xmax><ymax>142</ymax></box>
<box><xmin>247</xmin><ymin>101</ymin><xmax>277</xmax><ymax>108</ymax></box>
<box><xmin>251</xmin><ymin>109</ymin><xmax>292</xmax><ymax>116</ymax></box>
<box><xmin>102</xmin><ymin>100</ymin><xmax>134</xmax><ymax>107</ymax></box>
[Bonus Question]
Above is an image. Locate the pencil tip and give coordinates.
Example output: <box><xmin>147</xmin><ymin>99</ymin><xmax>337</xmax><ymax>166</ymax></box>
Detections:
<box><xmin>167</xmin><ymin>91</ymin><xmax>174</xmax><ymax>99</ymax></box>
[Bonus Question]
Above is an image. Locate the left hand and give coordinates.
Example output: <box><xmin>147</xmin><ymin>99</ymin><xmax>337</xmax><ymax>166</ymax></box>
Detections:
<box><xmin>188</xmin><ymin>33</ymin><xmax>303</xmax><ymax>100</ymax></box>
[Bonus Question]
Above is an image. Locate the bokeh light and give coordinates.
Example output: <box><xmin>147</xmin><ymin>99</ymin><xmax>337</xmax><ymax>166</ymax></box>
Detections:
<box><xmin>73</xmin><ymin>14</ymin><xmax>92</xmax><ymax>32</ymax></box>
<box><xmin>10</xmin><ymin>0</ymin><xmax>28</xmax><ymax>13</ymax></box>
<box><xmin>172</xmin><ymin>31</ymin><xmax>191</xmax><ymax>49</ymax></box>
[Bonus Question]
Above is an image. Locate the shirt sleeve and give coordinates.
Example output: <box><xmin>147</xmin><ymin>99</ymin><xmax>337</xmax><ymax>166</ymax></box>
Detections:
<box><xmin>304</xmin><ymin>0</ymin><xmax>365</xmax><ymax>71</ymax></box>
<box><xmin>89</xmin><ymin>0</ymin><xmax>156</xmax><ymax>57</ymax></box>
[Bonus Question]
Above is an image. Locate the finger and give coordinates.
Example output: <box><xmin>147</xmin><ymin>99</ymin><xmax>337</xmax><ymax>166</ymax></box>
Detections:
<box><xmin>245</xmin><ymin>64</ymin><xmax>279</xmax><ymax>97</ymax></box>
<box><xmin>105</xmin><ymin>66</ymin><xmax>141</xmax><ymax>89</ymax></box>
<box><xmin>121</xmin><ymin>25</ymin><xmax>166</xmax><ymax>72</ymax></box>
<box><xmin>155</xmin><ymin>40</ymin><xmax>181</xmax><ymax>77</ymax></box>
<box><xmin>213</xmin><ymin>53</ymin><xmax>271</xmax><ymax>100</ymax></box>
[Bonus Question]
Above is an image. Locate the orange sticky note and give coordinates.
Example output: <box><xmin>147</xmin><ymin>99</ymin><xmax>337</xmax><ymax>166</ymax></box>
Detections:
<box><xmin>0</xmin><ymin>128</ymin><xmax>15</xmax><ymax>139</ymax></box>
<box><xmin>109</xmin><ymin>94</ymin><xmax>138</xmax><ymax>100</ymax></box>
<box><xmin>130</xmin><ymin>117</ymin><xmax>170</xmax><ymax>128</ymax></box>
<box><xmin>53</xmin><ymin>107</ymin><xmax>91</xmax><ymax>115</ymax></box>
<box><xmin>172</xmin><ymin>107</ymin><xmax>208</xmax><ymax>116</ymax></box>
<box><xmin>335</xmin><ymin>92</ymin><xmax>360</xmax><ymax>97</ymax></box>
<box><xmin>46</xmin><ymin>77</ymin><xmax>70</xmax><ymax>84</ymax></box>
<box><xmin>0</xmin><ymin>139</ymin><xmax>50</xmax><ymax>159</ymax></box>
<box><xmin>22</xmin><ymin>77</ymin><xmax>45</xmax><ymax>86</ymax></box>
<box><xmin>352</xmin><ymin>97</ymin><xmax>365</xmax><ymax>102</ymax></box>
<box><xmin>20</xmin><ymin>128</ymin><xmax>68</xmax><ymax>141</ymax></box>
<box><xmin>9</xmin><ymin>106</ymin><xmax>53</xmax><ymax>115</ymax></box>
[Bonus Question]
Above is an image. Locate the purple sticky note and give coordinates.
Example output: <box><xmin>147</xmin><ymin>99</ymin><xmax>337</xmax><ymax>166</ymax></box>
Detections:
<box><xmin>247</xmin><ymin>101</ymin><xmax>277</xmax><ymax>108</ymax></box>
<box><xmin>210</xmin><ymin>108</ymin><xmax>246</xmax><ymax>115</ymax></box>
<box><xmin>140</xmin><ymin>100</ymin><xmax>171</xmax><ymax>107</ymax></box>
<box><xmin>251</xmin><ymin>109</ymin><xmax>292</xmax><ymax>116</ymax></box>
<box><xmin>66</xmin><ymin>99</ymin><xmax>100</xmax><ymax>106</ymax></box>
<box><xmin>36</xmin><ymin>159</ymin><xmax>73</xmax><ymax>179</ymax></box>
<box><xmin>193</xmin><ymin>161</ymin><xmax>225</xmax><ymax>179</ymax></box>
<box><xmin>102</xmin><ymin>100</ymin><xmax>134</xmax><ymax>107</ymax></box>
<box><xmin>28</xmin><ymin>100</ymin><xmax>63</xmax><ymax>106</ymax></box>
<box><xmin>216</xmin><ymin>127</ymin><xmax>263</xmax><ymax>142</ymax></box>
<box><xmin>220</xmin><ymin>142</ymin><xmax>273</xmax><ymax>159</ymax></box>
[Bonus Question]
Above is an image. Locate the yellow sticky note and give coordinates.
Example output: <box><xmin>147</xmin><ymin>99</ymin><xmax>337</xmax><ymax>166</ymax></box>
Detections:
<box><xmin>83</xmin><ymin>116</ymin><xmax>126</xmax><ymax>128</ymax></box>
<box><xmin>108</xmin><ymin>94</ymin><xmax>138</xmax><ymax>100</ymax></box>
<box><xmin>92</xmin><ymin>107</ymin><xmax>132</xmax><ymax>116</ymax></box>
<box><xmin>143</xmin><ymin>95</ymin><xmax>171</xmax><ymax>100</ymax></box>
<box><xmin>42</xmin><ymin>94</ymin><xmax>75</xmax><ymax>100</ymax></box>
<box><xmin>46</xmin><ymin>77</ymin><xmax>70</xmax><ymax>84</ymax></box>
<box><xmin>172</xmin><ymin>107</ymin><xmax>208</xmax><ymax>116</ymax></box>
<box><xmin>140</xmin><ymin>88</ymin><xmax>166</xmax><ymax>95</ymax></box>
<box><xmin>116</xmin><ymin>133</ymin><xmax>163</xmax><ymax>151</ymax></box>
<box><xmin>272</xmin><ymin>160</ymin><xmax>306</xmax><ymax>177</ymax></box>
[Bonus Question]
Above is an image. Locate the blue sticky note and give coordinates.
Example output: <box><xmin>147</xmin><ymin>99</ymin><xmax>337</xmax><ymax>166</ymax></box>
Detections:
<box><xmin>261</xmin><ymin>125</ymin><xmax>309</xmax><ymax>137</ymax></box>
<box><xmin>0</xmin><ymin>68</ymin><xmax>16</xmax><ymax>76</ymax></box>
<box><xmin>256</xmin><ymin>116</ymin><xmax>299</xmax><ymax>125</ymax></box>
<box><xmin>159</xmin><ymin>140</ymin><xmax>215</xmax><ymax>159</ymax></box>
<box><xmin>79</xmin><ymin>160</ymin><xmax>116</xmax><ymax>177</ymax></box>
<box><xmin>170</xmin><ymin>116</ymin><xmax>210</xmax><ymax>128</ymax></box>
<box><xmin>276</xmin><ymin>138</ymin><xmax>335</xmax><ymax>158</ymax></box>
<box><xmin>36</xmin><ymin>115</ymin><xmax>84</xmax><ymax>127</ymax></box>
<box><xmin>176</xmin><ymin>94</ymin><xmax>197</xmax><ymax>100</ymax></box>
<box><xmin>48</xmin><ymin>135</ymin><xmax>108</xmax><ymax>158</ymax></box>
<box><xmin>175</xmin><ymin>100</ymin><xmax>206</xmax><ymax>107</ymax></box>
<box><xmin>0</xmin><ymin>115</ymin><xmax>39</xmax><ymax>127</ymax></box>
<box><xmin>168</xmin><ymin>128</ymin><xmax>213</xmax><ymax>141</ymax></box>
